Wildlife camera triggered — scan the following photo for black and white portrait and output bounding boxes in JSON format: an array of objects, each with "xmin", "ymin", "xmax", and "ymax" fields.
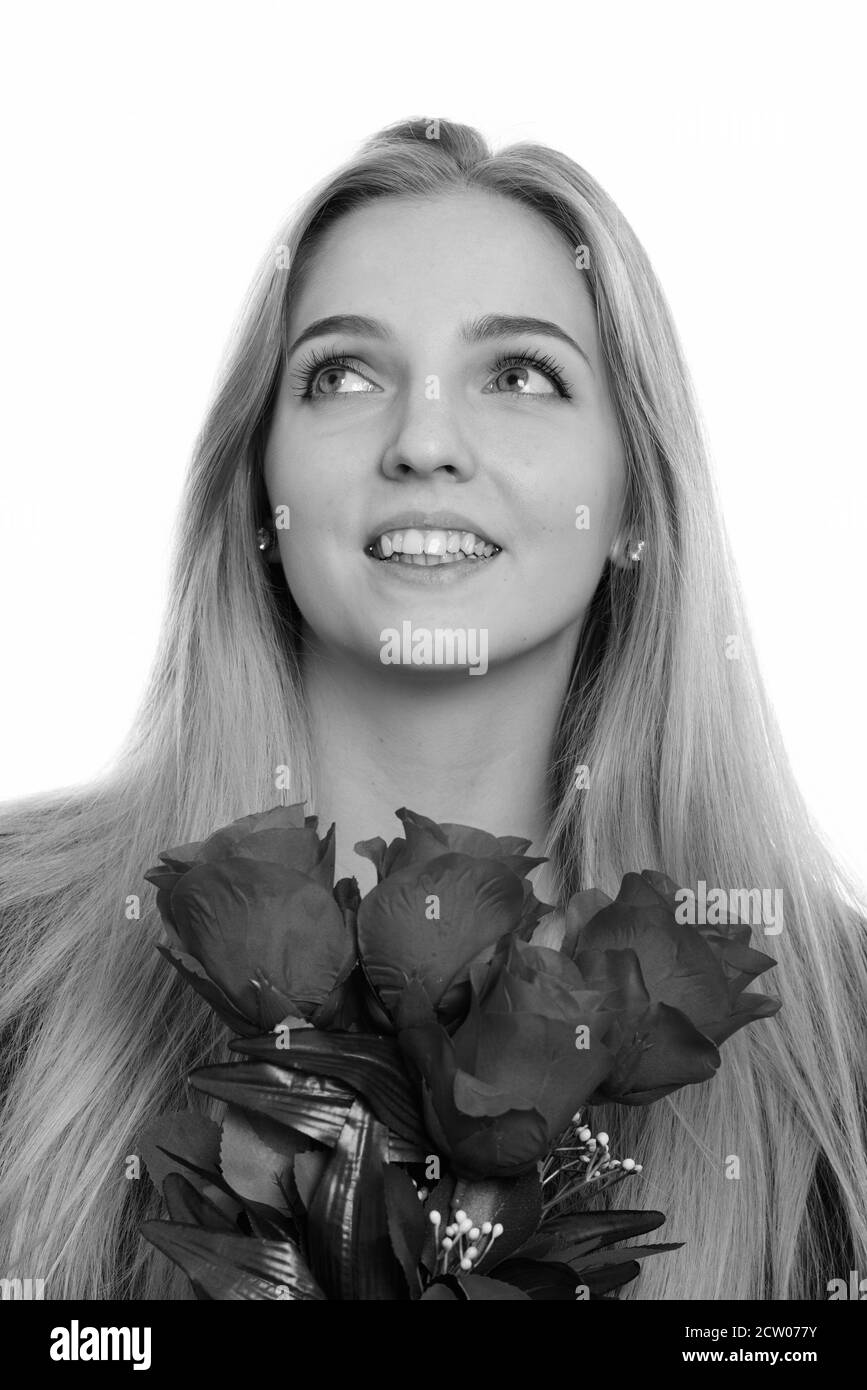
[{"xmin": 1, "ymin": 0, "xmax": 864, "ymax": 1346}]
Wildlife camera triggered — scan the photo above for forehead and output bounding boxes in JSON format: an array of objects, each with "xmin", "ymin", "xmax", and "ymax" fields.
[{"xmin": 289, "ymin": 188, "xmax": 597, "ymax": 341}]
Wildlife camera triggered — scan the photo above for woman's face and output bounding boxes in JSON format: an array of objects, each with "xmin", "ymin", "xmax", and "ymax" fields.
[{"xmin": 264, "ymin": 188, "xmax": 626, "ymax": 674}]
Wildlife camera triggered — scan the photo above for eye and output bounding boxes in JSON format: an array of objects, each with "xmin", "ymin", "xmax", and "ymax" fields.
[
  {"xmin": 289, "ymin": 345, "xmax": 380, "ymax": 401},
  {"xmin": 310, "ymin": 363, "xmax": 378, "ymax": 397},
  {"xmin": 489, "ymin": 363, "xmax": 555, "ymax": 396},
  {"xmin": 482, "ymin": 349, "xmax": 572, "ymax": 400}
]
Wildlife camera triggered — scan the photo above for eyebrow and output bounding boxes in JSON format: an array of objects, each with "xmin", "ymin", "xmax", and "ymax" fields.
[{"xmin": 285, "ymin": 312, "xmax": 594, "ymax": 374}]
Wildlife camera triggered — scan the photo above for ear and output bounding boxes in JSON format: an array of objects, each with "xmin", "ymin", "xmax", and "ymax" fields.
[
  {"xmin": 608, "ymin": 529, "xmax": 632, "ymax": 571},
  {"xmin": 256, "ymin": 526, "xmax": 282, "ymax": 564},
  {"xmin": 609, "ymin": 527, "xmax": 646, "ymax": 570}
]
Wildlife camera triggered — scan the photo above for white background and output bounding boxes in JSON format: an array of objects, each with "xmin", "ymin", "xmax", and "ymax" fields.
[{"xmin": 1, "ymin": 1, "xmax": 864, "ymax": 889}]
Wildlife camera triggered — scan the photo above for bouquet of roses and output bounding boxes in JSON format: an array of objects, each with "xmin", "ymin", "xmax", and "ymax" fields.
[{"xmin": 138, "ymin": 804, "xmax": 780, "ymax": 1301}]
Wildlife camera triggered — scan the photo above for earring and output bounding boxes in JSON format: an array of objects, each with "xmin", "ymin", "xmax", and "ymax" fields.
[
  {"xmin": 628, "ymin": 539, "xmax": 646, "ymax": 563},
  {"xmin": 257, "ymin": 526, "xmax": 276, "ymax": 552}
]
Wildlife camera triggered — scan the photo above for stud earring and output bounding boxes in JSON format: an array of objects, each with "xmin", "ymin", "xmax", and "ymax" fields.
[
  {"xmin": 257, "ymin": 526, "xmax": 276, "ymax": 552},
  {"xmin": 611, "ymin": 535, "xmax": 646, "ymax": 568}
]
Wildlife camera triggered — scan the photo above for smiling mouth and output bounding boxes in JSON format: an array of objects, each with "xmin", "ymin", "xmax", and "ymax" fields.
[{"xmin": 365, "ymin": 527, "xmax": 502, "ymax": 566}]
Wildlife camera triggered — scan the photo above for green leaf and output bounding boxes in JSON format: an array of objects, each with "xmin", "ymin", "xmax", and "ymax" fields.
[
  {"xmin": 161, "ymin": 1173, "xmax": 239, "ymax": 1233},
  {"xmin": 575, "ymin": 1259, "xmax": 641, "ymax": 1297},
  {"xmin": 486, "ymin": 1257, "xmax": 579, "ymax": 1299},
  {"xmin": 459, "ymin": 1274, "xmax": 533, "ymax": 1300},
  {"xmin": 190, "ymin": 1062, "xmax": 354, "ymax": 1146},
  {"xmin": 449, "ymin": 1170, "xmax": 543, "ymax": 1273},
  {"xmin": 152, "ymin": 1146, "xmax": 252, "ymax": 1229},
  {"xmin": 219, "ymin": 1105, "xmax": 303, "ymax": 1212},
  {"xmin": 231, "ymin": 1030, "xmax": 427, "ymax": 1147},
  {"xmin": 523, "ymin": 1207, "xmax": 666, "ymax": 1260},
  {"xmin": 419, "ymin": 1271, "xmax": 536, "ymax": 1301},
  {"xmin": 242, "ymin": 1203, "xmax": 297, "ymax": 1242},
  {"xmin": 569, "ymin": 1241, "xmax": 683, "ymax": 1269},
  {"xmin": 140, "ymin": 1222, "xmax": 326, "ymax": 1300},
  {"xmin": 293, "ymin": 1150, "xmax": 329, "ymax": 1210},
  {"xmin": 139, "ymin": 1115, "xmax": 245, "ymax": 1226},
  {"xmin": 383, "ymin": 1163, "xmax": 427, "ymax": 1294},
  {"xmin": 153, "ymin": 1147, "xmax": 241, "ymax": 1201},
  {"xmin": 138, "ymin": 1111, "xmax": 223, "ymax": 1196},
  {"xmin": 306, "ymin": 1099, "xmax": 409, "ymax": 1300},
  {"xmin": 419, "ymin": 1279, "xmax": 462, "ymax": 1300}
]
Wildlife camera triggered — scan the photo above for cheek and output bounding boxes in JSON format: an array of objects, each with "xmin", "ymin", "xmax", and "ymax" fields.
[
  {"xmin": 266, "ymin": 428, "xmax": 349, "ymax": 553},
  {"xmin": 274, "ymin": 523, "xmax": 347, "ymax": 644},
  {"xmin": 526, "ymin": 469, "xmax": 616, "ymax": 561},
  {"xmin": 538, "ymin": 530, "xmax": 609, "ymax": 624},
  {"xmin": 503, "ymin": 407, "xmax": 623, "ymax": 525},
  {"xmin": 267, "ymin": 449, "xmax": 369, "ymax": 639},
  {"xmin": 275, "ymin": 509, "xmax": 341, "ymax": 605},
  {"xmin": 512, "ymin": 467, "xmax": 619, "ymax": 620}
]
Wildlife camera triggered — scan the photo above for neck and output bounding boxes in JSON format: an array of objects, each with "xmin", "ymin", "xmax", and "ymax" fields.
[{"xmin": 302, "ymin": 627, "xmax": 579, "ymax": 904}]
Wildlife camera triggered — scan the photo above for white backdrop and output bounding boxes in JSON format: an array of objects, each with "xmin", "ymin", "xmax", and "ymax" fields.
[{"xmin": 1, "ymin": 0, "xmax": 864, "ymax": 889}]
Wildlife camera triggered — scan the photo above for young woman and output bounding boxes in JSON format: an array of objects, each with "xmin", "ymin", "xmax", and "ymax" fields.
[{"xmin": 1, "ymin": 117, "xmax": 864, "ymax": 1300}]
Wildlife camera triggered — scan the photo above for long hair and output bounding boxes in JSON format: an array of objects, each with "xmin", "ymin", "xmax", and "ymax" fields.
[{"xmin": 1, "ymin": 117, "xmax": 864, "ymax": 1300}]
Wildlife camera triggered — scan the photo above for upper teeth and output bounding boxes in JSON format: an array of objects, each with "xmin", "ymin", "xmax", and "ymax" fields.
[{"xmin": 370, "ymin": 528, "xmax": 499, "ymax": 561}]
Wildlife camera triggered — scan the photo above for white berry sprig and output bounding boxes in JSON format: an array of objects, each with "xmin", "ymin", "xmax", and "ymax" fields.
[{"xmin": 540, "ymin": 1110, "xmax": 643, "ymax": 1214}]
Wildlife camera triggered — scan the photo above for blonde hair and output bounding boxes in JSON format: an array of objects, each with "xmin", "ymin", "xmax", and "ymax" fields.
[{"xmin": 1, "ymin": 117, "xmax": 864, "ymax": 1300}]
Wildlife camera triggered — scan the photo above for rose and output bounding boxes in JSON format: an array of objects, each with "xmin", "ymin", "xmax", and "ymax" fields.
[
  {"xmin": 354, "ymin": 806, "xmax": 547, "ymax": 885},
  {"xmin": 395, "ymin": 938, "xmax": 614, "ymax": 1178},
  {"xmin": 356, "ymin": 808, "xmax": 552, "ymax": 1027},
  {"xmin": 550, "ymin": 870, "xmax": 781, "ymax": 1103},
  {"xmin": 144, "ymin": 805, "xmax": 355, "ymax": 1031}
]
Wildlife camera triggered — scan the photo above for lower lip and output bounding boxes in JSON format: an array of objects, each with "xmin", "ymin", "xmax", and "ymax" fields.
[{"xmin": 364, "ymin": 550, "xmax": 503, "ymax": 582}]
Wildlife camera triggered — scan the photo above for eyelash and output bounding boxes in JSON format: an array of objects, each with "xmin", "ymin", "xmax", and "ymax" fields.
[{"xmin": 288, "ymin": 344, "xmax": 574, "ymax": 401}]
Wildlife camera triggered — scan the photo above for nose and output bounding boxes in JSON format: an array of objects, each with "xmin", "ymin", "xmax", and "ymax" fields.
[{"xmin": 379, "ymin": 383, "xmax": 478, "ymax": 481}]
